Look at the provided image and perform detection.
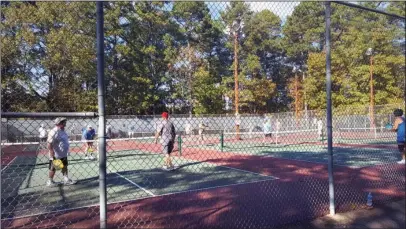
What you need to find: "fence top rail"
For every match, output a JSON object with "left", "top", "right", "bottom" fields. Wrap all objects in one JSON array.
[
  {"left": 333, "top": 1, "right": 406, "bottom": 20},
  {"left": 1, "top": 112, "right": 98, "bottom": 119}
]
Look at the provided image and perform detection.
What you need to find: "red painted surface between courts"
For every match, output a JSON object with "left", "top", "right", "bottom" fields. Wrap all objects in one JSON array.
[{"left": 1, "top": 141, "right": 404, "bottom": 228}]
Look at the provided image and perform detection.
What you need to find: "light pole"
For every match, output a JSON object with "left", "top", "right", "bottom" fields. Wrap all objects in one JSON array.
[
  {"left": 366, "top": 47, "right": 375, "bottom": 130},
  {"left": 302, "top": 70, "right": 308, "bottom": 128},
  {"left": 232, "top": 19, "right": 240, "bottom": 115},
  {"left": 232, "top": 19, "right": 241, "bottom": 139}
]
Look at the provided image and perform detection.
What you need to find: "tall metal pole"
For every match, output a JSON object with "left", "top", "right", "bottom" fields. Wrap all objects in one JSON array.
[
  {"left": 234, "top": 31, "right": 240, "bottom": 140},
  {"left": 234, "top": 33, "right": 239, "bottom": 115},
  {"left": 369, "top": 55, "right": 375, "bottom": 130},
  {"left": 96, "top": 2, "right": 107, "bottom": 228},
  {"left": 187, "top": 41, "right": 193, "bottom": 118},
  {"left": 303, "top": 72, "right": 308, "bottom": 128},
  {"left": 325, "top": 1, "right": 335, "bottom": 216},
  {"left": 294, "top": 72, "right": 299, "bottom": 121}
]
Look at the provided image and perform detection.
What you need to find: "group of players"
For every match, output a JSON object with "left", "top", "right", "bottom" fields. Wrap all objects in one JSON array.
[
  {"left": 39, "top": 124, "right": 97, "bottom": 160},
  {"left": 42, "top": 109, "right": 404, "bottom": 186}
]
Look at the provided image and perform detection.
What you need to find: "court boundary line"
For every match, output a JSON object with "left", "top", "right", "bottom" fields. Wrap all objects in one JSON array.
[
  {"left": 1, "top": 156, "right": 18, "bottom": 172},
  {"left": 216, "top": 165, "right": 272, "bottom": 177},
  {"left": 172, "top": 152, "right": 275, "bottom": 178},
  {"left": 214, "top": 146, "right": 345, "bottom": 167},
  {"left": 1, "top": 175, "right": 279, "bottom": 221},
  {"left": 261, "top": 155, "right": 360, "bottom": 168},
  {"left": 262, "top": 153, "right": 401, "bottom": 169},
  {"left": 105, "top": 149, "right": 275, "bottom": 178},
  {"left": 150, "top": 175, "right": 278, "bottom": 198},
  {"left": 348, "top": 161, "right": 403, "bottom": 169},
  {"left": 114, "top": 172, "right": 156, "bottom": 197}
]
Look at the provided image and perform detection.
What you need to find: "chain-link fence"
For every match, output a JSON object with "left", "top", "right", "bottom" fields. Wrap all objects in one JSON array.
[{"left": 1, "top": 1, "right": 405, "bottom": 229}]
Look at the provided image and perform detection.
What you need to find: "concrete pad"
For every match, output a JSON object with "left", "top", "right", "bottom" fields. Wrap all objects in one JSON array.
[{"left": 279, "top": 199, "right": 405, "bottom": 229}]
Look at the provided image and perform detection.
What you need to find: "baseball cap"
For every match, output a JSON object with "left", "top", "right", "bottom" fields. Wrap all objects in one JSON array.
[
  {"left": 162, "top": 112, "right": 169, "bottom": 118},
  {"left": 87, "top": 125, "right": 92, "bottom": 128},
  {"left": 54, "top": 117, "right": 67, "bottom": 125}
]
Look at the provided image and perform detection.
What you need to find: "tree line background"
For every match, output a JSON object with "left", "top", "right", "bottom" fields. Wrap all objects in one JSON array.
[{"left": 1, "top": 1, "right": 405, "bottom": 115}]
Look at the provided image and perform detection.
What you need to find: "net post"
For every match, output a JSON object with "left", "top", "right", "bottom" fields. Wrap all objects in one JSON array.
[
  {"left": 374, "top": 127, "right": 377, "bottom": 139},
  {"left": 337, "top": 128, "right": 341, "bottom": 144},
  {"left": 178, "top": 135, "right": 182, "bottom": 156},
  {"left": 322, "top": 129, "right": 325, "bottom": 144},
  {"left": 220, "top": 132, "right": 224, "bottom": 152},
  {"left": 275, "top": 130, "right": 278, "bottom": 145}
]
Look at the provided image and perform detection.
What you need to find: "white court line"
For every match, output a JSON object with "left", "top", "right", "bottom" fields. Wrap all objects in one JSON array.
[
  {"left": 240, "top": 147, "right": 396, "bottom": 169},
  {"left": 214, "top": 146, "right": 337, "bottom": 167},
  {"left": 114, "top": 172, "right": 156, "bottom": 197},
  {"left": 347, "top": 161, "right": 402, "bottom": 169},
  {"left": 150, "top": 176, "right": 278, "bottom": 198},
  {"left": 2, "top": 177, "right": 279, "bottom": 221},
  {"left": 262, "top": 154, "right": 351, "bottom": 167},
  {"left": 261, "top": 153, "right": 390, "bottom": 168},
  {"left": 171, "top": 154, "right": 275, "bottom": 178},
  {"left": 215, "top": 143, "right": 357, "bottom": 168},
  {"left": 171, "top": 152, "right": 274, "bottom": 177},
  {"left": 1, "top": 156, "right": 18, "bottom": 172},
  {"left": 215, "top": 165, "right": 271, "bottom": 177}
]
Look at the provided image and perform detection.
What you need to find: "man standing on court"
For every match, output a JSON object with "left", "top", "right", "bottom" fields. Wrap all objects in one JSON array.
[
  {"left": 83, "top": 125, "right": 96, "bottom": 160},
  {"left": 47, "top": 117, "right": 76, "bottom": 186},
  {"left": 317, "top": 119, "right": 324, "bottom": 141},
  {"left": 154, "top": 112, "right": 177, "bottom": 170},
  {"left": 263, "top": 119, "right": 273, "bottom": 144},
  {"left": 235, "top": 113, "right": 242, "bottom": 140},
  {"left": 198, "top": 122, "right": 207, "bottom": 141},
  {"left": 392, "top": 109, "right": 405, "bottom": 164},
  {"left": 106, "top": 124, "right": 112, "bottom": 139},
  {"left": 38, "top": 124, "right": 47, "bottom": 143},
  {"left": 128, "top": 125, "right": 135, "bottom": 138},
  {"left": 185, "top": 122, "right": 192, "bottom": 136}
]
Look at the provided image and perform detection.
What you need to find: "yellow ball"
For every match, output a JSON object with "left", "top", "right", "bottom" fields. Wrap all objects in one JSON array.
[{"left": 53, "top": 159, "right": 64, "bottom": 170}]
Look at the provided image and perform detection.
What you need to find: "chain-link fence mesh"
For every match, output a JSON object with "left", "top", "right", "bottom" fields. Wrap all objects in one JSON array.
[
  {"left": 326, "top": 2, "right": 406, "bottom": 217},
  {"left": 1, "top": 1, "right": 405, "bottom": 229}
]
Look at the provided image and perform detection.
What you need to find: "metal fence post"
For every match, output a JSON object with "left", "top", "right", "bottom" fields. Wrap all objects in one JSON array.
[
  {"left": 178, "top": 135, "right": 182, "bottom": 156},
  {"left": 97, "top": 2, "right": 107, "bottom": 228},
  {"left": 220, "top": 132, "right": 224, "bottom": 152},
  {"left": 325, "top": 1, "right": 336, "bottom": 216}
]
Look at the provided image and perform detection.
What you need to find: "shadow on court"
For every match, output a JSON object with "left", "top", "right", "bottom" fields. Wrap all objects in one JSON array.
[{"left": 1, "top": 153, "right": 275, "bottom": 220}]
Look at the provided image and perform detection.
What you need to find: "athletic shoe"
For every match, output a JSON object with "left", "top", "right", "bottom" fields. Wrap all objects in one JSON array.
[
  {"left": 64, "top": 179, "right": 77, "bottom": 185},
  {"left": 170, "top": 166, "right": 179, "bottom": 171},
  {"left": 397, "top": 159, "right": 405, "bottom": 164},
  {"left": 162, "top": 166, "right": 170, "bottom": 171},
  {"left": 89, "top": 155, "right": 95, "bottom": 160},
  {"left": 46, "top": 180, "right": 58, "bottom": 187},
  {"left": 84, "top": 155, "right": 89, "bottom": 160}
]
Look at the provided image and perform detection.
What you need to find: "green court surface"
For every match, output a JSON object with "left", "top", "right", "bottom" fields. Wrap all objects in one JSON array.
[
  {"left": 1, "top": 150, "right": 276, "bottom": 219},
  {"left": 185, "top": 140, "right": 400, "bottom": 168},
  {"left": 335, "top": 138, "right": 394, "bottom": 145},
  {"left": 182, "top": 131, "right": 396, "bottom": 150}
]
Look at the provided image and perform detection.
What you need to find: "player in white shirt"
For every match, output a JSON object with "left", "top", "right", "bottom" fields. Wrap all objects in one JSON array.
[{"left": 39, "top": 124, "right": 47, "bottom": 142}]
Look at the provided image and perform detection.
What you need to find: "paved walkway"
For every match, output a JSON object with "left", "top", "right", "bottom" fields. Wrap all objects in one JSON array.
[{"left": 280, "top": 199, "right": 405, "bottom": 229}]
